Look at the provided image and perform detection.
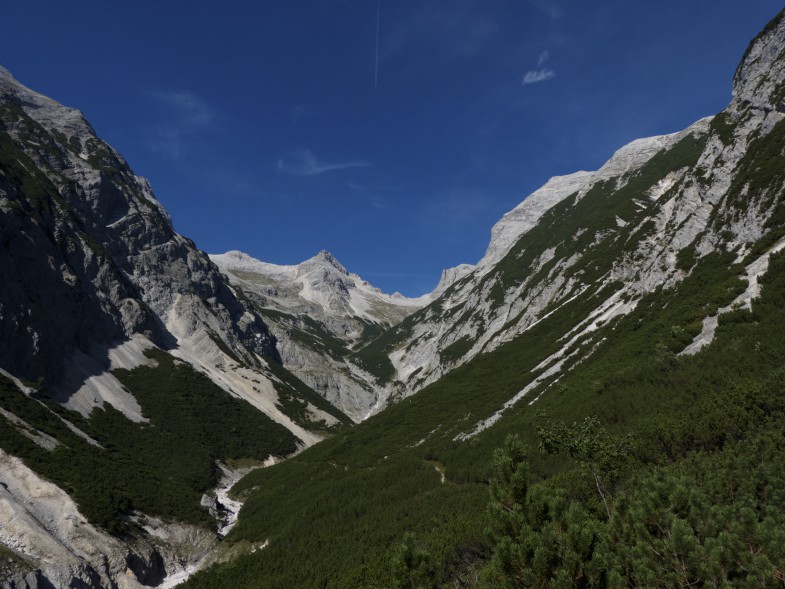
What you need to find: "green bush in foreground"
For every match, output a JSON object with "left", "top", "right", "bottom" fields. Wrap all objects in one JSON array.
[{"left": 483, "top": 412, "right": 785, "bottom": 587}]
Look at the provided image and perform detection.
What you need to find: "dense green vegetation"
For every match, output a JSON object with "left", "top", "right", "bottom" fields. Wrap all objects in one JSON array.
[
  {"left": 184, "top": 217, "right": 785, "bottom": 588},
  {"left": 481, "top": 413, "right": 785, "bottom": 587},
  {"left": 7, "top": 12, "right": 785, "bottom": 586},
  {"left": 0, "top": 348, "right": 298, "bottom": 531},
  {"left": 439, "top": 336, "right": 474, "bottom": 365},
  {"left": 181, "top": 84, "right": 785, "bottom": 583},
  {"left": 491, "top": 131, "right": 708, "bottom": 293},
  {"left": 350, "top": 313, "right": 419, "bottom": 383}
]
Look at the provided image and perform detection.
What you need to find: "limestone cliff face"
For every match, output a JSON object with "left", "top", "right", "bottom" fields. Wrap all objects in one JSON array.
[
  {"left": 0, "top": 67, "right": 334, "bottom": 589},
  {"left": 0, "top": 448, "right": 214, "bottom": 589},
  {"left": 733, "top": 9, "right": 785, "bottom": 111},
  {"left": 3, "top": 9, "right": 785, "bottom": 589},
  {"left": 0, "top": 66, "right": 278, "bottom": 407},
  {"left": 207, "top": 11, "right": 785, "bottom": 418}
]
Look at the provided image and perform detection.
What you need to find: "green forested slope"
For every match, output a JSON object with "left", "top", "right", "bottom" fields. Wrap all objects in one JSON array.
[{"left": 184, "top": 236, "right": 785, "bottom": 587}]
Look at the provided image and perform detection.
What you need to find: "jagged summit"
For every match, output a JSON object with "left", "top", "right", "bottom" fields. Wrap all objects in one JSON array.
[
  {"left": 312, "top": 249, "right": 347, "bottom": 271},
  {"left": 211, "top": 248, "right": 430, "bottom": 419},
  {"left": 6, "top": 8, "right": 785, "bottom": 588},
  {"left": 432, "top": 263, "right": 476, "bottom": 296},
  {"left": 361, "top": 98, "right": 753, "bottom": 402},
  {"left": 0, "top": 64, "right": 98, "bottom": 147},
  {"left": 477, "top": 118, "right": 714, "bottom": 273},
  {"left": 211, "top": 249, "right": 427, "bottom": 319},
  {"left": 733, "top": 8, "right": 785, "bottom": 108},
  {"left": 297, "top": 249, "right": 351, "bottom": 280},
  {"left": 215, "top": 249, "right": 353, "bottom": 281},
  {"left": 0, "top": 64, "right": 15, "bottom": 83}
]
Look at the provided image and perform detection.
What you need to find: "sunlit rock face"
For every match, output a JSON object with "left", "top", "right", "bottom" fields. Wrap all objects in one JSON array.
[
  {"left": 0, "top": 65, "right": 278, "bottom": 413},
  {"left": 211, "top": 249, "right": 429, "bottom": 420},
  {"left": 366, "top": 13, "right": 785, "bottom": 408}
]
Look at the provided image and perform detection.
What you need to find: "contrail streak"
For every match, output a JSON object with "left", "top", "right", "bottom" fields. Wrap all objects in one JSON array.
[{"left": 375, "top": 0, "right": 380, "bottom": 88}]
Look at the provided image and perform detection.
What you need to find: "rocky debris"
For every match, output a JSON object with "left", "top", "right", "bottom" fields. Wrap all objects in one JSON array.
[
  {"left": 0, "top": 64, "right": 336, "bottom": 588},
  {"left": 4, "top": 10, "right": 785, "bottom": 587},
  {"left": 0, "top": 445, "right": 234, "bottom": 589},
  {"left": 0, "top": 448, "right": 216, "bottom": 589},
  {"left": 270, "top": 333, "right": 378, "bottom": 422}
]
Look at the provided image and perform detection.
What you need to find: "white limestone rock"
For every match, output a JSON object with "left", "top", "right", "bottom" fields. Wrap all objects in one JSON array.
[{"left": 211, "top": 249, "right": 427, "bottom": 419}]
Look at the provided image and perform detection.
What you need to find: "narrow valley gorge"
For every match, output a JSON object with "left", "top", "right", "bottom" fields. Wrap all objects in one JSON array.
[{"left": 3, "top": 6, "right": 785, "bottom": 588}]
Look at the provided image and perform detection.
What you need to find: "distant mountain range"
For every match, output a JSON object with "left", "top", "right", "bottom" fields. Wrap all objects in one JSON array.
[{"left": 210, "top": 249, "right": 429, "bottom": 420}]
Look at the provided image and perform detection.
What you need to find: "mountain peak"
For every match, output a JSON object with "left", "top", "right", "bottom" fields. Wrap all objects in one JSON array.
[
  {"left": 733, "top": 8, "right": 785, "bottom": 109},
  {"left": 313, "top": 250, "right": 346, "bottom": 272},
  {"left": 0, "top": 65, "right": 95, "bottom": 148},
  {"left": 433, "top": 264, "right": 476, "bottom": 297},
  {"left": 297, "top": 250, "right": 349, "bottom": 276},
  {"left": 479, "top": 171, "right": 594, "bottom": 270},
  {"left": 0, "top": 64, "right": 15, "bottom": 84}
]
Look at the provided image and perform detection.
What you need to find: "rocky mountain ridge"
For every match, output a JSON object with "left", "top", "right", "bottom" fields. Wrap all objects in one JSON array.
[
  {"left": 211, "top": 5, "right": 785, "bottom": 419},
  {"left": 0, "top": 64, "right": 345, "bottom": 438},
  {"left": 210, "top": 249, "right": 429, "bottom": 420},
  {"left": 0, "top": 65, "right": 347, "bottom": 588},
  {"left": 347, "top": 9, "right": 785, "bottom": 412},
  {"left": 211, "top": 249, "right": 427, "bottom": 329}
]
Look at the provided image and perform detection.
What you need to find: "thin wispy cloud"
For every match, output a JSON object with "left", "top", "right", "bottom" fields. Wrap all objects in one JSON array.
[
  {"left": 146, "top": 90, "right": 214, "bottom": 158},
  {"left": 154, "top": 91, "right": 212, "bottom": 125},
  {"left": 522, "top": 49, "right": 556, "bottom": 86},
  {"left": 420, "top": 189, "right": 490, "bottom": 233},
  {"left": 276, "top": 148, "right": 369, "bottom": 176},
  {"left": 522, "top": 68, "right": 556, "bottom": 85}
]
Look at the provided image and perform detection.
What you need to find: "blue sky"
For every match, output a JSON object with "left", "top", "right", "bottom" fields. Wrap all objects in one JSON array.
[{"left": 1, "top": 1, "right": 781, "bottom": 295}]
